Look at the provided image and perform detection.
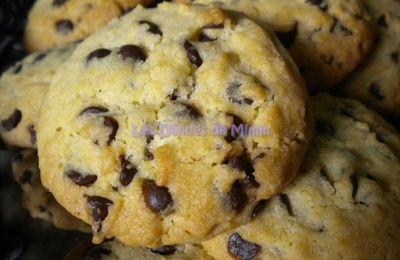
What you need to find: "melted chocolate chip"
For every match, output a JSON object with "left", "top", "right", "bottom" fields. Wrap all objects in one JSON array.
[
  {"left": 86, "top": 49, "right": 111, "bottom": 63},
  {"left": 52, "top": 0, "right": 68, "bottom": 7},
  {"left": 225, "top": 114, "right": 245, "bottom": 142},
  {"left": 369, "top": 83, "right": 385, "bottom": 100},
  {"left": 199, "top": 33, "right": 216, "bottom": 42},
  {"left": 224, "top": 154, "right": 259, "bottom": 188},
  {"left": 184, "top": 41, "right": 202, "bottom": 67},
  {"left": 251, "top": 200, "right": 268, "bottom": 219},
  {"left": 118, "top": 44, "right": 147, "bottom": 62},
  {"left": 19, "top": 170, "right": 32, "bottom": 184},
  {"left": 203, "top": 23, "right": 224, "bottom": 29},
  {"left": 87, "top": 196, "right": 113, "bottom": 222},
  {"left": 315, "top": 120, "right": 335, "bottom": 136},
  {"left": 144, "top": 148, "right": 154, "bottom": 160},
  {"left": 276, "top": 23, "right": 298, "bottom": 48},
  {"left": 66, "top": 170, "right": 97, "bottom": 186},
  {"left": 119, "top": 156, "right": 137, "bottom": 186},
  {"left": 279, "top": 194, "right": 294, "bottom": 216},
  {"left": 79, "top": 106, "right": 109, "bottom": 115},
  {"left": 139, "top": 21, "right": 163, "bottom": 36},
  {"left": 391, "top": 52, "right": 398, "bottom": 64},
  {"left": 86, "top": 246, "right": 111, "bottom": 259},
  {"left": 151, "top": 245, "right": 177, "bottom": 255},
  {"left": 227, "top": 232, "right": 261, "bottom": 260},
  {"left": 306, "top": 0, "right": 322, "bottom": 5},
  {"left": 378, "top": 15, "right": 388, "bottom": 28},
  {"left": 1, "top": 109, "right": 22, "bottom": 131},
  {"left": 29, "top": 125, "right": 36, "bottom": 145},
  {"left": 103, "top": 116, "right": 119, "bottom": 145},
  {"left": 227, "top": 180, "right": 248, "bottom": 213},
  {"left": 56, "top": 20, "right": 74, "bottom": 35},
  {"left": 142, "top": 180, "right": 172, "bottom": 214}
]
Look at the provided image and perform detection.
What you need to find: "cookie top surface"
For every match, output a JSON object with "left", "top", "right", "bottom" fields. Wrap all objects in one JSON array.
[
  {"left": 0, "top": 44, "right": 76, "bottom": 149},
  {"left": 12, "top": 149, "right": 90, "bottom": 233},
  {"left": 202, "top": 94, "right": 400, "bottom": 260},
  {"left": 339, "top": 0, "right": 400, "bottom": 120},
  {"left": 24, "top": 0, "right": 153, "bottom": 52},
  {"left": 186, "top": 0, "right": 374, "bottom": 90},
  {"left": 37, "top": 2, "right": 311, "bottom": 247}
]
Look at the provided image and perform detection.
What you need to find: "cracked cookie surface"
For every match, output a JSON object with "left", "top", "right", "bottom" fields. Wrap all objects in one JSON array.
[
  {"left": 183, "top": 0, "right": 374, "bottom": 90},
  {"left": 202, "top": 94, "right": 400, "bottom": 260},
  {"left": 24, "top": 0, "right": 153, "bottom": 52},
  {"left": 37, "top": 2, "right": 311, "bottom": 247}
]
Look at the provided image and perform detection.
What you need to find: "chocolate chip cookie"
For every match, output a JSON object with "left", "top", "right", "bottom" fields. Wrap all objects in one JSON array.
[
  {"left": 338, "top": 0, "right": 400, "bottom": 120},
  {"left": 24, "top": 0, "right": 153, "bottom": 52},
  {"left": 12, "top": 149, "right": 90, "bottom": 233},
  {"left": 202, "top": 94, "right": 400, "bottom": 260},
  {"left": 0, "top": 43, "right": 76, "bottom": 149},
  {"left": 37, "top": 2, "right": 312, "bottom": 247},
  {"left": 182, "top": 0, "right": 374, "bottom": 90}
]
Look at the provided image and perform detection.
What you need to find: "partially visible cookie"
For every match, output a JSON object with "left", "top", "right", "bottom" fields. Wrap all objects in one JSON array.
[
  {"left": 338, "top": 0, "right": 400, "bottom": 120},
  {"left": 24, "top": 0, "right": 154, "bottom": 52},
  {"left": 12, "top": 149, "right": 90, "bottom": 233},
  {"left": 37, "top": 2, "right": 312, "bottom": 247},
  {"left": 0, "top": 43, "right": 76, "bottom": 149},
  {"left": 183, "top": 0, "right": 374, "bottom": 90},
  {"left": 202, "top": 94, "right": 400, "bottom": 259}
]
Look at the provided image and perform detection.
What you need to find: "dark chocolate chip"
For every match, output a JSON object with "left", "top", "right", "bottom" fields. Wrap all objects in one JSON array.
[
  {"left": 176, "top": 103, "right": 202, "bottom": 119},
  {"left": 251, "top": 199, "right": 268, "bottom": 219},
  {"left": 118, "top": 44, "right": 147, "bottom": 62},
  {"left": 151, "top": 245, "right": 177, "bottom": 255},
  {"left": 19, "top": 170, "right": 32, "bottom": 184},
  {"left": 243, "top": 98, "right": 254, "bottom": 105},
  {"left": 203, "top": 23, "right": 224, "bottom": 29},
  {"left": 225, "top": 114, "right": 244, "bottom": 142},
  {"left": 279, "top": 194, "right": 294, "bottom": 216},
  {"left": 86, "top": 49, "right": 111, "bottom": 63},
  {"left": 315, "top": 120, "right": 335, "bottom": 136},
  {"left": 33, "top": 53, "right": 47, "bottom": 64},
  {"left": 139, "top": 21, "right": 163, "bottom": 36},
  {"left": 103, "top": 116, "right": 119, "bottom": 145},
  {"left": 142, "top": 180, "right": 172, "bottom": 214},
  {"left": 377, "top": 15, "right": 388, "bottom": 28},
  {"left": 86, "top": 246, "right": 111, "bottom": 259},
  {"left": 119, "top": 156, "right": 137, "bottom": 186},
  {"left": 79, "top": 106, "right": 109, "bottom": 115},
  {"left": 350, "top": 175, "right": 359, "bottom": 199},
  {"left": 52, "top": 0, "right": 68, "bottom": 7},
  {"left": 391, "top": 52, "right": 398, "bottom": 64},
  {"left": 1, "top": 109, "right": 22, "bottom": 131},
  {"left": 227, "top": 232, "right": 261, "bottom": 260},
  {"left": 39, "top": 205, "right": 46, "bottom": 212},
  {"left": 28, "top": 125, "right": 36, "bottom": 145},
  {"left": 199, "top": 33, "right": 216, "bottom": 42},
  {"left": 56, "top": 20, "right": 74, "bottom": 35},
  {"left": 145, "top": 133, "right": 154, "bottom": 143},
  {"left": 87, "top": 196, "right": 113, "bottom": 222},
  {"left": 184, "top": 41, "right": 202, "bottom": 67},
  {"left": 306, "top": 0, "right": 322, "bottom": 5},
  {"left": 144, "top": 148, "right": 154, "bottom": 160},
  {"left": 66, "top": 170, "right": 97, "bottom": 186},
  {"left": 14, "top": 64, "right": 22, "bottom": 74},
  {"left": 227, "top": 180, "right": 248, "bottom": 213},
  {"left": 223, "top": 154, "right": 259, "bottom": 188},
  {"left": 369, "top": 83, "right": 385, "bottom": 100},
  {"left": 276, "top": 23, "right": 298, "bottom": 48}
]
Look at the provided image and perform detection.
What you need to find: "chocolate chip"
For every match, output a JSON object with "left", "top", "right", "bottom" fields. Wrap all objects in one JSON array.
[
  {"left": 118, "top": 44, "right": 147, "bottom": 62},
  {"left": 33, "top": 53, "right": 47, "bottom": 64},
  {"left": 142, "top": 180, "right": 172, "bottom": 214},
  {"left": 176, "top": 103, "right": 202, "bottom": 119},
  {"left": 1, "top": 109, "right": 22, "bottom": 131},
  {"left": 306, "top": 0, "right": 322, "bottom": 5},
  {"left": 103, "top": 116, "right": 119, "bottom": 145},
  {"left": 19, "top": 170, "right": 32, "bottom": 184},
  {"left": 144, "top": 148, "right": 154, "bottom": 160},
  {"left": 66, "top": 170, "right": 97, "bottom": 186},
  {"left": 119, "top": 156, "right": 137, "bottom": 186},
  {"left": 28, "top": 125, "right": 36, "bottom": 145},
  {"left": 315, "top": 120, "right": 335, "bottom": 136},
  {"left": 378, "top": 15, "right": 388, "bottom": 28},
  {"left": 79, "top": 106, "right": 109, "bottom": 115},
  {"left": 223, "top": 154, "right": 259, "bottom": 188},
  {"left": 369, "top": 83, "right": 385, "bottom": 100},
  {"left": 184, "top": 41, "right": 202, "bottom": 67},
  {"left": 243, "top": 98, "right": 253, "bottom": 105},
  {"left": 279, "top": 194, "right": 294, "bottom": 216},
  {"left": 199, "top": 33, "right": 216, "bottom": 42},
  {"left": 87, "top": 196, "right": 113, "bottom": 222},
  {"left": 227, "top": 180, "right": 248, "bottom": 213},
  {"left": 14, "top": 64, "right": 22, "bottom": 74},
  {"left": 251, "top": 200, "right": 268, "bottom": 219},
  {"left": 350, "top": 175, "right": 359, "bottom": 199},
  {"left": 56, "top": 20, "right": 74, "bottom": 35},
  {"left": 203, "top": 23, "right": 224, "bottom": 29},
  {"left": 86, "top": 49, "right": 111, "bottom": 63},
  {"left": 227, "top": 232, "right": 261, "bottom": 260},
  {"left": 151, "top": 245, "right": 177, "bottom": 255},
  {"left": 225, "top": 114, "right": 244, "bottom": 142},
  {"left": 391, "top": 52, "right": 398, "bottom": 64},
  {"left": 139, "top": 21, "right": 163, "bottom": 36},
  {"left": 52, "top": 0, "right": 68, "bottom": 7},
  {"left": 276, "top": 23, "right": 298, "bottom": 48},
  {"left": 86, "top": 246, "right": 111, "bottom": 259}
]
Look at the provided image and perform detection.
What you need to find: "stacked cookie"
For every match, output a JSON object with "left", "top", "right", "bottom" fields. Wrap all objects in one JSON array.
[{"left": 0, "top": 0, "right": 399, "bottom": 259}]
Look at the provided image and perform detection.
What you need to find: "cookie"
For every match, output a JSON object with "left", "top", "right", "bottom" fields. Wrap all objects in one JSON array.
[
  {"left": 37, "top": 2, "right": 312, "bottom": 247},
  {"left": 12, "top": 149, "right": 90, "bottom": 233},
  {"left": 24, "top": 0, "right": 154, "bottom": 52},
  {"left": 338, "top": 0, "right": 400, "bottom": 120},
  {"left": 0, "top": 43, "right": 76, "bottom": 149},
  {"left": 181, "top": 0, "right": 374, "bottom": 90},
  {"left": 202, "top": 94, "right": 400, "bottom": 260},
  {"left": 64, "top": 239, "right": 213, "bottom": 260}
]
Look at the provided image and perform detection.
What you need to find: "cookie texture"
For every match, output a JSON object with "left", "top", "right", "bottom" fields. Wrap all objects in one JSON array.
[
  {"left": 338, "top": 0, "right": 400, "bottom": 120},
  {"left": 202, "top": 94, "right": 400, "bottom": 260},
  {"left": 0, "top": 44, "right": 76, "bottom": 149},
  {"left": 37, "top": 2, "right": 311, "bottom": 247},
  {"left": 183, "top": 0, "right": 374, "bottom": 90},
  {"left": 12, "top": 149, "right": 90, "bottom": 233},
  {"left": 24, "top": 0, "right": 153, "bottom": 52}
]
